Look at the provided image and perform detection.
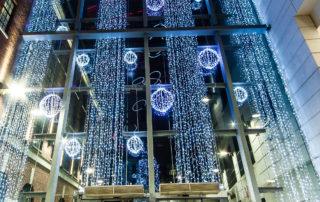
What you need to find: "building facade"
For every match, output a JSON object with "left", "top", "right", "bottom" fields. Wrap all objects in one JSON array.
[{"left": 0, "top": 0, "right": 320, "bottom": 202}]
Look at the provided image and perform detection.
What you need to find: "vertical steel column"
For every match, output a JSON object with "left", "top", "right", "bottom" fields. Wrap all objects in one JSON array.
[
  {"left": 216, "top": 33, "right": 261, "bottom": 201},
  {"left": 204, "top": 0, "right": 261, "bottom": 201},
  {"left": 45, "top": 1, "right": 84, "bottom": 201},
  {"left": 144, "top": 34, "right": 156, "bottom": 199},
  {"left": 205, "top": 0, "right": 218, "bottom": 25},
  {"left": 142, "top": 0, "right": 148, "bottom": 27},
  {"left": 45, "top": 36, "right": 78, "bottom": 202},
  {"left": 75, "top": 0, "right": 85, "bottom": 30}
]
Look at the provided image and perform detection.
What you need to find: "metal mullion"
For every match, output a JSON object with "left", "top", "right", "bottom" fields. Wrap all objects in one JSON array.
[{"left": 216, "top": 32, "right": 261, "bottom": 202}]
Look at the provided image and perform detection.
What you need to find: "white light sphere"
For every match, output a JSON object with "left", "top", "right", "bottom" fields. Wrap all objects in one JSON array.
[
  {"left": 146, "top": 0, "right": 165, "bottom": 11},
  {"left": 151, "top": 88, "right": 174, "bottom": 114},
  {"left": 64, "top": 138, "right": 81, "bottom": 158},
  {"left": 124, "top": 51, "right": 138, "bottom": 65},
  {"left": 192, "top": 1, "right": 202, "bottom": 10},
  {"left": 39, "top": 94, "right": 62, "bottom": 118},
  {"left": 198, "top": 48, "right": 220, "bottom": 70},
  {"left": 56, "top": 25, "right": 68, "bottom": 32},
  {"left": 127, "top": 135, "right": 143, "bottom": 155},
  {"left": 234, "top": 87, "right": 248, "bottom": 103},
  {"left": 76, "top": 54, "right": 90, "bottom": 67}
]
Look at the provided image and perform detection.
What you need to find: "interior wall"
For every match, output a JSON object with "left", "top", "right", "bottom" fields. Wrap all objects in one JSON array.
[{"left": 252, "top": 0, "right": 320, "bottom": 177}]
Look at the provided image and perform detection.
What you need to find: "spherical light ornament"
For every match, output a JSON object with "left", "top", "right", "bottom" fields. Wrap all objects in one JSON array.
[
  {"left": 56, "top": 25, "right": 68, "bottom": 32},
  {"left": 124, "top": 51, "right": 138, "bottom": 65},
  {"left": 146, "top": 0, "right": 165, "bottom": 11},
  {"left": 127, "top": 135, "right": 143, "bottom": 156},
  {"left": 198, "top": 48, "right": 220, "bottom": 70},
  {"left": 192, "top": 1, "right": 202, "bottom": 10},
  {"left": 234, "top": 87, "right": 248, "bottom": 103},
  {"left": 126, "top": 62, "right": 138, "bottom": 71},
  {"left": 64, "top": 138, "right": 81, "bottom": 158},
  {"left": 39, "top": 94, "right": 62, "bottom": 118},
  {"left": 151, "top": 88, "right": 174, "bottom": 115},
  {"left": 76, "top": 54, "right": 90, "bottom": 67}
]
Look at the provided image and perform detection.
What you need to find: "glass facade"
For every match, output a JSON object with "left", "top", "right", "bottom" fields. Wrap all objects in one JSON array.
[{"left": 0, "top": 0, "right": 319, "bottom": 201}]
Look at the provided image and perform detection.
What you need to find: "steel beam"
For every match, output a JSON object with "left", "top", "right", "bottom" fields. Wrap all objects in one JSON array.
[
  {"left": 144, "top": 34, "right": 156, "bottom": 199},
  {"left": 31, "top": 129, "right": 266, "bottom": 140},
  {"left": 22, "top": 25, "right": 268, "bottom": 41},
  {"left": 216, "top": 32, "right": 261, "bottom": 202},
  {"left": 45, "top": 37, "right": 78, "bottom": 202}
]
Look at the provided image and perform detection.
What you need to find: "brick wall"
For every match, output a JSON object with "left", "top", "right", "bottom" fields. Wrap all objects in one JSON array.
[
  {"left": 0, "top": 0, "right": 33, "bottom": 83},
  {"left": 21, "top": 159, "right": 77, "bottom": 202}
]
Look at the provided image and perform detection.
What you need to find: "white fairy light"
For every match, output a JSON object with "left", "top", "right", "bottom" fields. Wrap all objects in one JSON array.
[
  {"left": 81, "top": 0, "right": 127, "bottom": 186},
  {"left": 233, "top": 86, "right": 248, "bottom": 103},
  {"left": 151, "top": 88, "right": 174, "bottom": 115},
  {"left": 56, "top": 25, "right": 68, "bottom": 32},
  {"left": 127, "top": 136, "right": 143, "bottom": 156},
  {"left": 39, "top": 94, "right": 62, "bottom": 118},
  {"left": 76, "top": 53, "right": 90, "bottom": 67},
  {"left": 146, "top": 0, "right": 165, "bottom": 11},
  {"left": 218, "top": 0, "right": 319, "bottom": 199},
  {"left": 198, "top": 48, "right": 220, "bottom": 70},
  {"left": 124, "top": 51, "right": 137, "bottom": 65},
  {"left": 164, "top": 0, "right": 221, "bottom": 183},
  {"left": 0, "top": 0, "right": 58, "bottom": 198},
  {"left": 64, "top": 138, "right": 81, "bottom": 158}
]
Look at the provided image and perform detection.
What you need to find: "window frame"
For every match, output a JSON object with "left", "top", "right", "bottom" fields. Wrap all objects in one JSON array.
[{"left": 0, "top": 0, "right": 15, "bottom": 38}]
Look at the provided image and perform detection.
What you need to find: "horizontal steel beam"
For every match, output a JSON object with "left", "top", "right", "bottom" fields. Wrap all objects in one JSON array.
[
  {"left": 22, "top": 25, "right": 268, "bottom": 41},
  {"left": 30, "top": 129, "right": 266, "bottom": 140},
  {"left": 258, "top": 187, "right": 283, "bottom": 193},
  {"left": 0, "top": 83, "right": 228, "bottom": 95},
  {"left": 21, "top": 192, "right": 46, "bottom": 199},
  {"left": 52, "top": 46, "right": 240, "bottom": 55}
]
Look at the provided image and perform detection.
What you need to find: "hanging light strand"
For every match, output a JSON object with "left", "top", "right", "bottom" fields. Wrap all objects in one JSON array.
[
  {"left": 81, "top": 0, "right": 127, "bottom": 186},
  {"left": 0, "top": 0, "right": 58, "bottom": 199},
  {"left": 217, "top": 0, "right": 318, "bottom": 200},
  {"left": 164, "top": 0, "right": 221, "bottom": 183}
]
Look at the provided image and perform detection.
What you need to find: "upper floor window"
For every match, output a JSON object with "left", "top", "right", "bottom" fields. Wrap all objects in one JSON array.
[{"left": 0, "top": 0, "right": 14, "bottom": 33}]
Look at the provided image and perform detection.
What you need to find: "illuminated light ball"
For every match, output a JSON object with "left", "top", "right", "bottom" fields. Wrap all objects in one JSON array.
[
  {"left": 126, "top": 62, "right": 138, "bottom": 71},
  {"left": 198, "top": 48, "right": 220, "bottom": 70},
  {"left": 124, "top": 51, "right": 138, "bottom": 65},
  {"left": 192, "top": 2, "right": 202, "bottom": 10},
  {"left": 146, "top": 0, "right": 165, "bottom": 11},
  {"left": 151, "top": 88, "right": 174, "bottom": 114},
  {"left": 56, "top": 25, "right": 68, "bottom": 32},
  {"left": 127, "top": 135, "right": 143, "bottom": 155},
  {"left": 234, "top": 87, "right": 248, "bottom": 103},
  {"left": 39, "top": 94, "right": 62, "bottom": 118},
  {"left": 64, "top": 138, "right": 81, "bottom": 158},
  {"left": 76, "top": 53, "right": 90, "bottom": 67}
]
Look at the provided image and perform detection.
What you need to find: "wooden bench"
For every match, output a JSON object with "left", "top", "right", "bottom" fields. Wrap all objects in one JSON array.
[{"left": 160, "top": 183, "right": 220, "bottom": 195}]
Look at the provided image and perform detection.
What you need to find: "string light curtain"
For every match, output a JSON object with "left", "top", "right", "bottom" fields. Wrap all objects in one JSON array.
[
  {"left": 164, "top": 0, "right": 220, "bottom": 183},
  {"left": 218, "top": 0, "right": 319, "bottom": 200},
  {"left": 0, "top": 0, "right": 57, "bottom": 198},
  {"left": 81, "top": 0, "right": 127, "bottom": 186}
]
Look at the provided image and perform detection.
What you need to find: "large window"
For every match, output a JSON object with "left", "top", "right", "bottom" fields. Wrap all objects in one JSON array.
[{"left": 0, "top": 0, "right": 14, "bottom": 33}]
